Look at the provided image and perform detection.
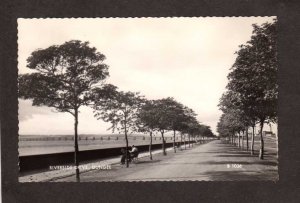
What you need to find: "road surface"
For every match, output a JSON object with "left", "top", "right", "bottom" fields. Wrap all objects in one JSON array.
[{"left": 55, "top": 139, "right": 278, "bottom": 182}]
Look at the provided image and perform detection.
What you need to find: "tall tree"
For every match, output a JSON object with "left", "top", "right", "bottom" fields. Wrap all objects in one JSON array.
[
  {"left": 149, "top": 98, "right": 172, "bottom": 155},
  {"left": 186, "top": 119, "right": 201, "bottom": 147},
  {"left": 162, "top": 98, "right": 185, "bottom": 153},
  {"left": 218, "top": 90, "right": 252, "bottom": 150},
  {"left": 227, "top": 20, "right": 278, "bottom": 159},
  {"left": 217, "top": 107, "right": 244, "bottom": 146},
  {"left": 93, "top": 90, "right": 144, "bottom": 167},
  {"left": 199, "top": 125, "right": 215, "bottom": 138},
  {"left": 217, "top": 114, "right": 231, "bottom": 141},
  {"left": 136, "top": 99, "right": 158, "bottom": 160},
  {"left": 146, "top": 98, "right": 182, "bottom": 155},
  {"left": 18, "top": 40, "right": 109, "bottom": 182},
  {"left": 178, "top": 107, "right": 199, "bottom": 148}
]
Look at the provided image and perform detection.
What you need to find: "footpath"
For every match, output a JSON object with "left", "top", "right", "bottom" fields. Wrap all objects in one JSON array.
[
  {"left": 55, "top": 139, "right": 278, "bottom": 182},
  {"left": 19, "top": 144, "right": 191, "bottom": 182}
]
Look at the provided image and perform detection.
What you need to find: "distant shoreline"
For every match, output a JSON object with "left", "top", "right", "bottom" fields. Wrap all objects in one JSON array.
[{"left": 19, "top": 133, "right": 176, "bottom": 138}]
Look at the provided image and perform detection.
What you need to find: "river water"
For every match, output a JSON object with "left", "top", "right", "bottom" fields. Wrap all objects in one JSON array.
[{"left": 19, "top": 135, "right": 184, "bottom": 156}]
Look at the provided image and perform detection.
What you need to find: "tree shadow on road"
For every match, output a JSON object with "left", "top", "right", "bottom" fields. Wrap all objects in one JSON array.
[
  {"left": 216, "top": 154, "right": 255, "bottom": 158},
  {"left": 200, "top": 170, "right": 278, "bottom": 181},
  {"left": 134, "top": 160, "right": 161, "bottom": 165},
  {"left": 198, "top": 160, "right": 278, "bottom": 166}
]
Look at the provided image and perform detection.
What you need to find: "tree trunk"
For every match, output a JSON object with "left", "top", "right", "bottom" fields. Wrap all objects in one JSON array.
[
  {"left": 242, "top": 131, "right": 244, "bottom": 149},
  {"left": 149, "top": 131, "right": 153, "bottom": 160},
  {"left": 251, "top": 126, "right": 255, "bottom": 155},
  {"left": 173, "top": 130, "right": 176, "bottom": 153},
  {"left": 235, "top": 134, "right": 237, "bottom": 146},
  {"left": 246, "top": 128, "right": 249, "bottom": 151},
  {"left": 180, "top": 133, "right": 183, "bottom": 150},
  {"left": 275, "top": 129, "right": 278, "bottom": 160},
  {"left": 188, "top": 134, "right": 190, "bottom": 148},
  {"left": 238, "top": 132, "right": 241, "bottom": 148},
  {"left": 184, "top": 135, "right": 186, "bottom": 150},
  {"left": 233, "top": 134, "right": 235, "bottom": 145},
  {"left": 74, "top": 108, "right": 80, "bottom": 182},
  {"left": 125, "top": 119, "right": 129, "bottom": 167},
  {"left": 259, "top": 120, "right": 265, "bottom": 160},
  {"left": 233, "top": 134, "right": 236, "bottom": 146},
  {"left": 161, "top": 130, "right": 166, "bottom": 155}
]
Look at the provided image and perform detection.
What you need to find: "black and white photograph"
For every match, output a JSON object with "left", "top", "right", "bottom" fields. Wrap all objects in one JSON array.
[{"left": 17, "top": 17, "right": 278, "bottom": 182}]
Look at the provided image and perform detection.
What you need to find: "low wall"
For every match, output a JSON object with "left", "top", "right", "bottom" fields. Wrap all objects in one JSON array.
[{"left": 19, "top": 140, "right": 199, "bottom": 173}]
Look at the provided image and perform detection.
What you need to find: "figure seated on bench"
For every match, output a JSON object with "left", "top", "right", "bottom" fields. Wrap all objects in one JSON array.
[{"left": 130, "top": 145, "right": 139, "bottom": 162}]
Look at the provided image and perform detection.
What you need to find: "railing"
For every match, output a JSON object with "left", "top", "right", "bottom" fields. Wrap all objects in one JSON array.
[{"left": 19, "top": 136, "right": 184, "bottom": 142}]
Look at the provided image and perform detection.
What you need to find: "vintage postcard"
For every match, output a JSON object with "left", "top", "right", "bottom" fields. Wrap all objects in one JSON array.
[{"left": 17, "top": 17, "right": 278, "bottom": 182}]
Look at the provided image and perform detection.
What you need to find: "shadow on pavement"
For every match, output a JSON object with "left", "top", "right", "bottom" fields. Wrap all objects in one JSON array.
[
  {"left": 197, "top": 161, "right": 278, "bottom": 166},
  {"left": 134, "top": 160, "right": 161, "bottom": 164},
  {"left": 201, "top": 170, "right": 278, "bottom": 181},
  {"left": 216, "top": 153, "right": 277, "bottom": 159},
  {"left": 200, "top": 151, "right": 257, "bottom": 155},
  {"left": 216, "top": 154, "right": 255, "bottom": 158}
]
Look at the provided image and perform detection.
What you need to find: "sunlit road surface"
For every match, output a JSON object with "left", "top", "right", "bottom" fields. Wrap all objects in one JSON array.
[{"left": 55, "top": 139, "right": 278, "bottom": 182}]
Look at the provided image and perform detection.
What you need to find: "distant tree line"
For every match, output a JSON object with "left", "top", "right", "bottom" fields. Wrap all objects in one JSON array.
[
  {"left": 18, "top": 40, "right": 215, "bottom": 181},
  {"left": 217, "top": 19, "right": 278, "bottom": 160}
]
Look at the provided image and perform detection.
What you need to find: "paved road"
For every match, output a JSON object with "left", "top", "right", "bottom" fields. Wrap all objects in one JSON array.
[{"left": 55, "top": 139, "right": 278, "bottom": 182}]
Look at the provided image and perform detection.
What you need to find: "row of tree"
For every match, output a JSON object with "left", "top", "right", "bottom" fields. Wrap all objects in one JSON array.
[
  {"left": 217, "top": 19, "right": 278, "bottom": 159},
  {"left": 93, "top": 91, "right": 214, "bottom": 165},
  {"left": 18, "top": 40, "right": 214, "bottom": 182}
]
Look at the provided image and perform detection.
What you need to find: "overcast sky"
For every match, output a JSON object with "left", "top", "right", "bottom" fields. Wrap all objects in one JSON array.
[{"left": 18, "top": 17, "right": 275, "bottom": 135}]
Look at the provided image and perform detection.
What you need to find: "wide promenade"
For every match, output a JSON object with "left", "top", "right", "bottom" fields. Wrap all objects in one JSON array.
[{"left": 56, "top": 137, "right": 278, "bottom": 182}]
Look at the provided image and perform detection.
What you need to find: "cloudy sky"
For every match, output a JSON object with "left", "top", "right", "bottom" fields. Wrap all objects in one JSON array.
[{"left": 18, "top": 17, "right": 275, "bottom": 135}]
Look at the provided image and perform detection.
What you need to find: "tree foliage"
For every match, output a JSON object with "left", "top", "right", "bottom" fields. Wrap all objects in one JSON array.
[
  {"left": 19, "top": 40, "right": 109, "bottom": 114},
  {"left": 136, "top": 99, "right": 158, "bottom": 133},
  {"left": 93, "top": 89, "right": 144, "bottom": 167},
  {"left": 217, "top": 19, "right": 278, "bottom": 159},
  {"left": 227, "top": 20, "right": 278, "bottom": 123},
  {"left": 18, "top": 40, "right": 110, "bottom": 181},
  {"left": 93, "top": 90, "right": 144, "bottom": 134}
]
